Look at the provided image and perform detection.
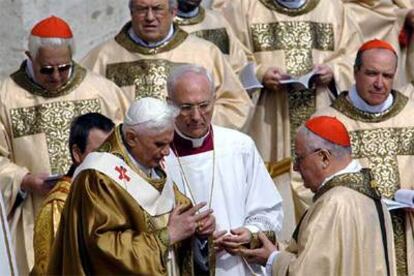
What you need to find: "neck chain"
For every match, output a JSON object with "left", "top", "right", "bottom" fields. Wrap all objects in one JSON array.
[{"left": 171, "top": 136, "right": 215, "bottom": 211}]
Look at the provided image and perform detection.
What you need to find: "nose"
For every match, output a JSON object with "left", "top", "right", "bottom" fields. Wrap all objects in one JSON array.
[
  {"left": 145, "top": 7, "right": 155, "bottom": 21},
  {"left": 373, "top": 74, "right": 384, "bottom": 89},
  {"left": 190, "top": 106, "right": 202, "bottom": 120},
  {"left": 50, "top": 68, "right": 61, "bottom": 81},
  {"left": 161, "top": 145, "right": 170, "bottom": 157}
]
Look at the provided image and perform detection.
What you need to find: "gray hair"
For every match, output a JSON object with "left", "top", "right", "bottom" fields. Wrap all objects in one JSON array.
[
  {"left": 122, "top": 97, "right": 179, "bottom": 136},
  {"left": 28, "top": 36, "right": 75, "bottom": 58},
  {"left": 297, "top": 125, "right": 352, "bottom": 159},
  {"left": 129, "top": 0, "right": 178, "bottom": 11},
  {"left": 167, "top": 64, "right": 215, "bottom": 98}
]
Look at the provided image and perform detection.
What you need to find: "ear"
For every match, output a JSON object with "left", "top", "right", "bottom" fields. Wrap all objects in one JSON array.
[
  {"left": 320, "top": 149, "right": 331, "bottom": 169},
  {"left": 124, "top": 129, "right": 138, "bottom": 148},
  {"left": 72, "top": 144, "right": 83, "bottom": 165}
]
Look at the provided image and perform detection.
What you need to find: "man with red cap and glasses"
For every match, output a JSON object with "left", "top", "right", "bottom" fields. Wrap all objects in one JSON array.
[
  {"left": 0, "top": 16, "right": 128, "bottom": 274},
  {"left": 311, "top": 39, "right": 414, "bottom": 275},
  {"left": 238, "top": 116, "right": 396, "bottom": 276}
]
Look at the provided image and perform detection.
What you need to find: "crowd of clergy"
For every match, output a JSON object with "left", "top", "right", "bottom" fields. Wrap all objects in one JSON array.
[{"left": 0, "top": 0, "right": 413, "bottom": 275}]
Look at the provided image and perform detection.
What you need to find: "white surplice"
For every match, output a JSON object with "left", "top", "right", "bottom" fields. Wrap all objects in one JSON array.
[{"left": 165, "top": 125, "right": 284, "bottom": 276}]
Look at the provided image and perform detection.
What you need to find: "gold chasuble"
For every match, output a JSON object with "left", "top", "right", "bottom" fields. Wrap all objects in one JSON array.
[
  {"left": 82, "top": 23, "right": 252, "bottom": 130},
  {"left": 273, "top": 169, "right": 396, "bottom": 276},
  {"left": 222, "top": 0, "right": 362, "bottom": 164},
  {"left": 47, "top": 126, "right": 194, "bottom": 275},
  {"left": 31, "top": 177, "right": 71, "bottom": 275},
  {"left": 0, "top": 62, "right": 128, "bottom": 275},
  {"left": 314, "top": 91, "right": 414, "bottom": 276},
  {"left": 175, "top": 7, "right": 253, "bottom": 75}
]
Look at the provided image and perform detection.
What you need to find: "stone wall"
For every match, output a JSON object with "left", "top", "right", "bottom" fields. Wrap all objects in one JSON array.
[{"left": 0, "top": 0, "right": 130, "bottom": 80}]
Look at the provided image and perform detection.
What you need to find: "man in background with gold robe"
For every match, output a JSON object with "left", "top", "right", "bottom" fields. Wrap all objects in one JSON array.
[
  {"left": 174, "top": 0, "right": 253, "bottom": 75},
  {"left": 0, "top": 16, "right": 129, "bottom": 275},
  {"left": 48, "top": 97, "right": 215, "bottom": 275},
  {"left": 221, "top": 0, "right": 364, "bottom": 224},
  {"left": 82, "top": 0, "right": 252, "bottom": 131},
  {"left": 314, "top": 39, "right": 414, "bottom": 275},
  {"left": 31, "top": 113, "right": 115, "bottom": 275},
  {"left": 239, "top": 116, "right": 396, "bottom": 276}
]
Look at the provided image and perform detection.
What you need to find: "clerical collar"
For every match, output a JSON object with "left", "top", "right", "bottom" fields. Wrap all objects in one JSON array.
[
  {"left": 173, "top": 127, "right": 214, "bottom": 156},
  {"left": 318, "top": 160, "right": 362, "bottom": 191},
  {"left": 128, "top": 25, "right": 175, "bottom": 48},
  {"left": 274, "top": 0, "right": 307, "bottom": 8},
  {"left": 25, "top": 58, "right": 73, "bottom": 88},
  {"left": 349, "top": 85, "right": 394, "bottom": 113},
  {"left": 176, "top": 7, "right": 200, "bottom": 18}
]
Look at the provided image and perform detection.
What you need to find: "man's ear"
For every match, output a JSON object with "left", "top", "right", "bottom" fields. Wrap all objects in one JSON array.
[
  {"left": 124, "top": 129, "right": 138, "bottom": 148},
  {"left": 320, "top": 149, "right": 331, "bottom": 168},
  {"left": 72, "top": 144, "right": 83, "bottom": 165}
]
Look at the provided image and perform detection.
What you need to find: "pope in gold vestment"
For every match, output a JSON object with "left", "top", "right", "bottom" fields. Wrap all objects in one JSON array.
[
  {"left": 0, "top": 62, "right": 129, "bottom": 275},
  {"left": 82, "top": 23, "right": 252, "bottom": 130},
  {"left": 175, "top": 6, "right": 253, "bottom": 75},
  {"left": 222, "top": 0, "right": 362, "bottom": 163},
  {"left": 47, "top": 126, "right": 194, "bottom": 275},
  {"left": 273, "top": 169, "right": 396, "bottom": 276},
  {"left": 314, "top": 90, "right": 414, "bottom": 276}
]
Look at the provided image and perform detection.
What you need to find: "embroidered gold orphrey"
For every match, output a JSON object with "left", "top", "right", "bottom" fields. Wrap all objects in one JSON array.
[
  {"left": 106, "top": 59, "right": 185, "bottom": 100},
  {"left": 192, "top": 28, "right": 230, "bottom": 55},
  {"left": 10, "top": 99, "right": 101, "bottom": 174},
  {"left": 251, "top": 20, "right": 334, "bottom": 154}
]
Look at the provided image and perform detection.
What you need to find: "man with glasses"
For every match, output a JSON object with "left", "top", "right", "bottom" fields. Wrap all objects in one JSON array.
[
  {"left": 239, "top": 116, "right": 395, "bottom": 276},
  {"left": 165, "top": 64, "right": 283, "bottom": 276},
  {"left": 0, "top": 16, "right": 129, "bottom": 275},
  {"left": 82, "top": 0, "right": 252, "bottom": 131},
  {"left": 314, "top": 39, "right": 414, "bottom": 275}
]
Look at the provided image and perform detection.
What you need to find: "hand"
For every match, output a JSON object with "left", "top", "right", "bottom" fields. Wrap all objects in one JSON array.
[
  {"left": 196, "top": 213, "right": 216, "bottom": 238},
  {"left": 238, "top": 232, "right": 278, "bottom": 266},
  {"left": 212, "top": 230, "right": 227, "bottom": 253},
  {"left": 168, "top": 202, "right": 212, "bottom": 245},
  {"left": 262, "top": 67, "right": 290, "bottom": 92},
  {"left": 405, "top": 9, "right": 414, "bottom": 28},
  {"left": 314, "top": 64, "right": 334, "bottom": 86},
  {"left": 21, "top": 173, "right": 51, "bottom": 195},
  {"left": 220, "top": 227, "right": 252, "bottom": 255}
]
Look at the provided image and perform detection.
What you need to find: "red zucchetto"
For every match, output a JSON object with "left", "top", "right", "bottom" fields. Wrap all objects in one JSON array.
[
  {"left": 358, "top": 39, "right": 396, "bottom": 55},
  {"left": 305, "top": 116, "right": 351, "bottom": 147},
  {"left": 31, "top": 16, "right": 73, "bottom": 38}
]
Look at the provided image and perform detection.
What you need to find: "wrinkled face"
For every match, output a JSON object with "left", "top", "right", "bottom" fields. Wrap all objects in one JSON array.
[
  {"left": 170, "top": 72, "right": 214, "bottom": 138},
  {"left": 127, "top": 127, "right": 174, "bottom": 168},
  {"left": 130, "top": 0, "right": 176, "bottom": 43},
  {"left": 177, "top": 0, "right": 202, "bottom": 12},
  {"left": 354, "top": 48, "right": 397, "bottom": 106},
  {"left": 293, "top": 134, "right": 325, "bottom": 193},
  {"left": 30, "top": 46, "right": 72, "bottom": 91}
]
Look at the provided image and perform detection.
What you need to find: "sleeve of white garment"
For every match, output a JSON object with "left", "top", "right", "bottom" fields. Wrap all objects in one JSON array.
[{"left": 242, "top": 137, "right": 284, "bottom": 234}]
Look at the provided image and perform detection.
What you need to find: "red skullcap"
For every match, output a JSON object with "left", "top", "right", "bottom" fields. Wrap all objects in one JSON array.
[
  {"left": 31, "top": 16, "right": 73, "bottom": 38},
  {"left": 305, "top": 116, "right": 351, "bottom": 147},
  {"left": 358, "top": 39, "right": 396, "bottom": 55}
]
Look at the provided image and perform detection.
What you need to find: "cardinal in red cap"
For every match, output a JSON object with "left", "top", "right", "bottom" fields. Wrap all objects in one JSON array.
[{"left": 26, "top": 15, "right": 75, "bottom": 91}]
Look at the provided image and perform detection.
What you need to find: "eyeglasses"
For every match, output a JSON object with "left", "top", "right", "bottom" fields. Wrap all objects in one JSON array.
[
  {"left": 39, "top": 63, "right": 72, "bottom": 75},
  {"left": 177, "top": 100, "right": 213, "bottom": 116},
  {"left": 132, "top": 5, "right": 168, "bottom": 17},
  {"left": 294, "top": 148, "right": 323, "bottom": 166}
]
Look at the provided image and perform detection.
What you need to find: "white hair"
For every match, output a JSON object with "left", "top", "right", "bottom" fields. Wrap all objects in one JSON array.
[
  {"left": 297, "top": 125, "right": 352, "bottom": 158},
  {"left": 129, "top": 0, "right": 178, "bottom": 10},
  {"left": 167, "top": 64, "right": 215, "bottom": 98},
  {"left": 28, "top": 36, "right": 75, "bottom": 58},
  {"left": 123, "top": 97, "right": 179, "bottom": 135}
]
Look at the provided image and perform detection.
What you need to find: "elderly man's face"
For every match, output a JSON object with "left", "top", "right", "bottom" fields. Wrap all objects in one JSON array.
[
  {"left": 130, "top": 0, "right": 176, "bottom": 43},
  {"left": 170, "top": 72, "right": 214, "bottom": 138},
  {"left": 30, "top": 46, "right": 72, "bottom": 91},
  {"left": 127, "top": 127, "right": 174, "bottom": 168},
  {"left": 354, "top": 48, "right": 397, "bottom": 106},
  {"left": 293, "top": 133, "right": 326, "bottom": 193}
]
